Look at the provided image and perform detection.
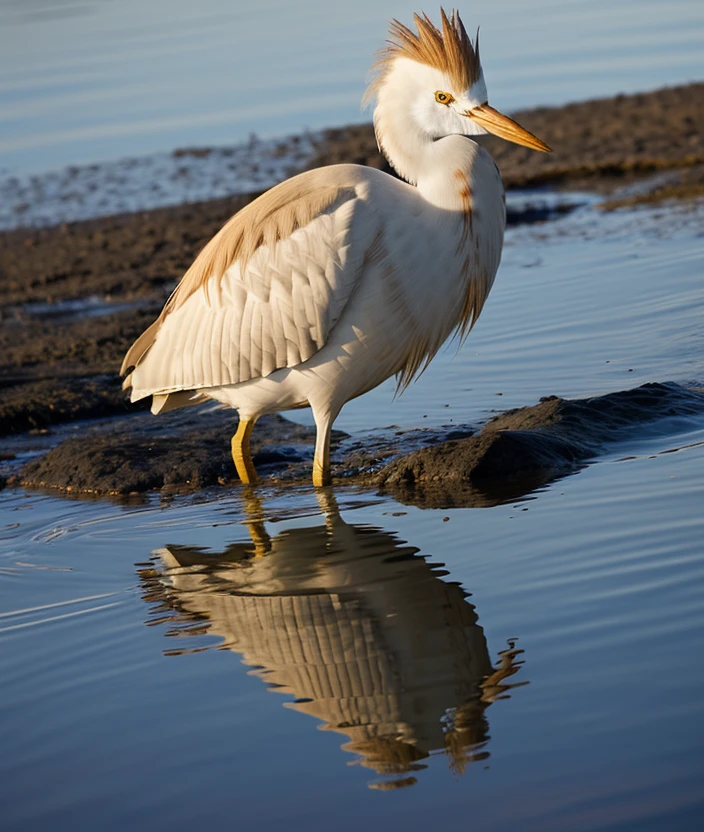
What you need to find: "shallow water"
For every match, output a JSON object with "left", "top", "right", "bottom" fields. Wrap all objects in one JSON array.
[
  {"left": 1, "top": 0, "right": 703, "bottom": 175},
  {"left": 1, "top": 197, "right": 704, "bottom": 830},
  {"left": 2, "top": 426, "right": 704, "bottom": 830}
]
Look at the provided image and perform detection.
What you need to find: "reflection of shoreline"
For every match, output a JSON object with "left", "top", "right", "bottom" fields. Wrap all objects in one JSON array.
[{"left": 140, "top": 502, "right": 526, "bottom": 788}]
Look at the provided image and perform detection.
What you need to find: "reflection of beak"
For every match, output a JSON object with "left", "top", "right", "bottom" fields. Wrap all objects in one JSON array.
[{"left": 466, "top": 104, "right": 551, "bottom": 152}]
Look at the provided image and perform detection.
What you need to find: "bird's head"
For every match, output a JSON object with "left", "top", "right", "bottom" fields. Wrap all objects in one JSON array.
[{"left": 366, "top": 8, "right": 551, "bottom": 153}]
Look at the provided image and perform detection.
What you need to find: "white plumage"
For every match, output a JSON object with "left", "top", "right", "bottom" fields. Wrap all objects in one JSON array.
[{"left": 122, "top": 8, "right": 550, "bottom": 486}]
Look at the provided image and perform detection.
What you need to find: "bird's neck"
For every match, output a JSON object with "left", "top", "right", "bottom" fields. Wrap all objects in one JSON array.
[{"left": 373, "top": 93, "right": 478, "bottom": 212}]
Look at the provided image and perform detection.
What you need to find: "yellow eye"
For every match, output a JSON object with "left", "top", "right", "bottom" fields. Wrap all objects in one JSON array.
[{"left": 434, "top": 90, "right": 455, "bottom": 105}]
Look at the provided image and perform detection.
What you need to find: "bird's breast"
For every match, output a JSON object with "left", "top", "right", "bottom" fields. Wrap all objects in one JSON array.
[{"left": 348, "top": 167, "right": 505, "bottom": 380}]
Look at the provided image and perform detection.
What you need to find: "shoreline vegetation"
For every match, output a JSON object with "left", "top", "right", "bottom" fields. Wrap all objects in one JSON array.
[{"left": 1, "top": 83, "right": 703, "bottom": 499}]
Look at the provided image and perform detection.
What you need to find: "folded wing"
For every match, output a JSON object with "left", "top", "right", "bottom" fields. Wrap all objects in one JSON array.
[{"left": 122, "top": 168, "right": 374, "bottom": 408}]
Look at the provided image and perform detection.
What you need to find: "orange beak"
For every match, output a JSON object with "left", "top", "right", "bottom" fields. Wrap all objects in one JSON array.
[{"left": 466, "top": 103, "right": 551, "bottom": 152}]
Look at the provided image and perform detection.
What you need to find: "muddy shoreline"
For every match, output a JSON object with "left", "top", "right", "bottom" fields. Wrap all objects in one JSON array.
[
  {"left": 13, "top": 382, "right": 704, "bottom": 510},
  {"left": 1, "top": 83, "right": 703, "bottom": 498}
]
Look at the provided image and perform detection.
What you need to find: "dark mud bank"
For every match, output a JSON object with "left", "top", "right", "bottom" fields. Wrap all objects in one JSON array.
[
  {"left": 378, "top": 382, "right": 704, "bottom": 508},
  {"left": 19, "top": 408, "right": 345, "bottom": 496},
  {"left": 13, "top": 382, "right": 704, "bottom": 501}
]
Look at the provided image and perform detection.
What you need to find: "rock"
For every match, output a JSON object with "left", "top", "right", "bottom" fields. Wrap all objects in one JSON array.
[{"left": 377, "top": 383, "right": 704, "bottom": 508}]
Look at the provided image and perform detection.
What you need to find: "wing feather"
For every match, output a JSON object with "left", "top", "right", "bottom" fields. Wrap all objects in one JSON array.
[
  {"left": 125, "top": 167, "right": 375, "bottom": 400},
  {"left": 210, "top": 305, "right": 226, "bottom": 386},
  {"left": 238, "top": 296, "right": 254, "bottom": 381}
]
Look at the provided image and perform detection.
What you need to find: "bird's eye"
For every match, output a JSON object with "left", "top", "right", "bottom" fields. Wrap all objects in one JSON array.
[{"left": 434, "top": 91, "right": 455, "bottom": 105}]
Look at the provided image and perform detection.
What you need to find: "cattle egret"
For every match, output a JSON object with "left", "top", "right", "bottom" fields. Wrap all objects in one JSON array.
[{"left": 121, "top": 8, "right": 550, "bottom": 486}]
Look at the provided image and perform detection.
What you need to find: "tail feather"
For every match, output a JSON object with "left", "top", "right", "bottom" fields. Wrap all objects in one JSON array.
[{"left": 151, "top": 391, "right": 207, "bottom": 414}]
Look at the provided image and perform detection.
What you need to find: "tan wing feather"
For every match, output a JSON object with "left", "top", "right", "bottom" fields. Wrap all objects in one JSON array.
[{"left": 121, "top": 167, "right": 360, "bottom": 379}]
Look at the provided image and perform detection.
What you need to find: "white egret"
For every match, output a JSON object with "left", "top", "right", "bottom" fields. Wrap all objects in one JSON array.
[{"left": 121, "top": 8, "right": 550, "bottom": 486}]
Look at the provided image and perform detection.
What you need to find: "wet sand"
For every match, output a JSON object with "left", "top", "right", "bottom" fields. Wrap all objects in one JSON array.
[{"left": 1, "top": 83, "right": 703, "bottom": 496}]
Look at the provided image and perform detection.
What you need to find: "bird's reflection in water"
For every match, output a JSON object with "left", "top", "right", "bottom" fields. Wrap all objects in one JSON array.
[{"left": 140, "top": 492, "right": 527, "bottom": 789}]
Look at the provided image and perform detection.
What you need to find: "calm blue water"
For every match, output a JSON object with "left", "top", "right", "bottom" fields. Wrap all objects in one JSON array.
[
  {"left": 1, "top": 0, "right": 703, "bottom": 174},
  {"left": 2, "top": 423, "right": 704, "bottom": 831}
]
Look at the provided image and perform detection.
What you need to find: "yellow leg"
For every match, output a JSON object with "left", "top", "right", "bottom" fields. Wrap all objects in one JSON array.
[
  {"left": 231, "top": 417, "right": 258, "bottom": 485},
  {"left": 312, "top": 459, "right": 330, "bottom": 488},
  {"left": 312, "top": 414, "right": 333, "bottom": 488}
]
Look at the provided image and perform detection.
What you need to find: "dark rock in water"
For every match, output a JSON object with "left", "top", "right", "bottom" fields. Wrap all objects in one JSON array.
[
  {"left": 378, "top": 383, "right": 704, "bottom": 508},
  {"left": 21, "top": 406, "right": 343, "bottom": 495}
]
